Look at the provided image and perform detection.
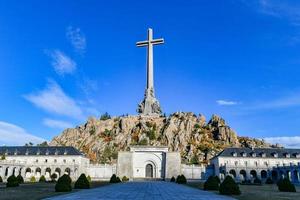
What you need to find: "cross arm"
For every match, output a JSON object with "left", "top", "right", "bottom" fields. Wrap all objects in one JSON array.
[
  {"left": 151, "top": 38, "right": 164, "bottom": 45},
  {"left": 136, "top": 40, "right": 149, "bottom": 47}
]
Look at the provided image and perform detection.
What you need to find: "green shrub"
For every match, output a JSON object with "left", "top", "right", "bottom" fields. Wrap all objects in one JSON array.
[
  {"left": 176, "top": 175, "right": 187, "bottom": 184},
  {"left": 87, "top": 175, "right": 92, "bottom": 182},
  {"left": 55, "top": 174, "right": 72, "bottom": 192},
  {"left": 110, "top": 174, "right": 121, "bottom": 183},
  {"left": 39, "top": 175, "right": 46, "bottom": 182},
  {"left": 51, "top": 173, "right": 57, "bottom": 182},
  {"left": 30, "top": 176, "right": 36, "bottom": 183},
  {"left": 265, "top": 177, "right": 274, "bottom": 184},
  {"left": 253, "top": 177, "right": 262, "bottom": 185},
  {"left": 122, "top": 176, "right": 129, "bottom": 182},
  {"left": 16, "top": 174, "right": 24, "bottom": 184},
  {"left": 219, "top": 175, "right": 241, "bottom": 195},
  {"left": 75, "top": 173, "right": 90, "bottom": 189},
  {"left": 277, "top": 178, "right": 296, "bottom": 192},
  {"left": 170, "top": 176, "right": 175, "bottom": 182},
  {"left": 6, "top": 175, "right": 19, "bottom": 187},
  {"left": 100, "top": 112, "right": 111, "bottom": 120},
  {"left": 0, "top": 176, "right": 2, "bottom": 183},
  {"left": 204, "top": 176, "right": 219, "bottom": 190}
]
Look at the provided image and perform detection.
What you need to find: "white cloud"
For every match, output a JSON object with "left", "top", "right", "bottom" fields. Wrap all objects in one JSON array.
[
  {"left": 264, "top": 136, "right": 300, "bottom": 148},
  {"left": 43, "top": 118, "right": 73, "bottom": 129},
  {"left": 66, "top": 26, "right": 86, "bottom": 54},
  {"left": 252, "top": 92, "right": 300, "bottom": 109},
  {"left": 49, "top": 50, "right": 76, "bottom": 75},
  {"left": 24, "top": 80, "right": 83, "bottom": 119},
  {"left": 216, "top": 100, "right": 238, "bottom": 106},
  {"left": 0, "top": 121, "right": 46, "bottom": 146}
]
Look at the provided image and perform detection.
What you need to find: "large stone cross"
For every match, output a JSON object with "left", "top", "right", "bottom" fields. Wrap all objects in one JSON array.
[
  {"left": 136, "top": 28, "right": 164, "bottom": 116},
  {"left": 136, "top": 28, "right": 164, "bottom": 90}
]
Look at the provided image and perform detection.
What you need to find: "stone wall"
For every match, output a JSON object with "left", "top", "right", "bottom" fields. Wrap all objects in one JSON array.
[
  {"left": 181, "top": 164, "right": 213, "bottom": 180},
  {"left": 87, "top": 164, "right": 116, "bottom": 180}
]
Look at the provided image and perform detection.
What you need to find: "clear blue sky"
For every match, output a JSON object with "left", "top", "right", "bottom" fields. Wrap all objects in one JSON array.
[{"left": 1, "top": 0, "right": 300, "bottom": 147}]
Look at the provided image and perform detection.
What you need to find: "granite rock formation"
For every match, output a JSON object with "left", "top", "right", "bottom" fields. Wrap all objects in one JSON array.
[{"left": 50, "top": 112, "right": 273, "bottom": 164}]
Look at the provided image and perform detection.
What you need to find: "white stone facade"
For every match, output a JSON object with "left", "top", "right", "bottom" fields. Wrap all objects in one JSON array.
[{"left": 210, "top": 147, "right": 300, "bottom": 183}]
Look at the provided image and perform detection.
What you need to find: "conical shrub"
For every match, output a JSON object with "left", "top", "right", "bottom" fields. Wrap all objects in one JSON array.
[
  {"left": 39, "top": 175, "right": 46, "bottom": 182},
  {"left": 74, "top": 173, "right": 90, "bottom": 189},
  {"left": 55, "top": 174, "right": 72, "bottom": 192},
  {"left": 6, "top": 175, "right": 19, "bottom": 187},
  {"left": 16, "top": 174, "right": 24, "bottom": 184},
  {"left": 204, "top": 176, "right": 219, "bottom": 190},
  {"left": 219, "top": 175, "right": 241, "bottom": 195},
  {"left": 277, "top": 178, "right": 296, "bottom": 192}
]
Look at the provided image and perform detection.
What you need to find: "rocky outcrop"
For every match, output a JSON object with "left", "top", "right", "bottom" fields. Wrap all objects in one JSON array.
[{"left": 50, "top": 112, "right": 272, "bottom": 164}]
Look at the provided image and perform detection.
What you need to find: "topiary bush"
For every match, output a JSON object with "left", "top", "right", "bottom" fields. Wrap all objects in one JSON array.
[
  {"left": 6, "top": 175, "right": 19, "bottom": 187},
  {"left": 87, "top": 175, "right": 92, "bottom": 183},
  {"left": 253, "top": 177, "right": 262, "bottom": 185},
  {"left": 277, "top": 178, "right": 296, "bottom": 192},
  {"left": 39, "top": 175, "right": 46, "bottom": 182},
  {"left": 74, "top": 173, "right": 90, "bottom": 189},
  {"left": 16, "top": 174, "right": 24, "bottom": 184},
  {"left": 51, "top": 173, "right": 57, "bottom": 182},
  {"left": 176, "top": 175, "right": 187, "bottom": 184},
  {"left": 204, "top": 176, "right": 219, "bottom": 190},
  {"left": 219, "top": 175, "right": 241, "bottom": 195},
  {"left": 265, "top": 177, "right": 274, "bottom": 184},
  {"left": 110, "top": 174, "right": 121, "bottom": 183},
  {"left": 55, "top": 174, "right": 72, "bottom": 192},
  {"left": 30, "top": 176, "right": 36, "bottom": 183},
  {"left": 122, "top": 176, "right": 129, "bottom": 182},
  {"left": 170, "top": 176, "right": 175, "bottom": 182}
]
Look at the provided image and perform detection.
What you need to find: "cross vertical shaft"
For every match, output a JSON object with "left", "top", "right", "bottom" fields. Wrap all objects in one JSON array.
[{"left": 136, "top": 28, "right": 164, "bottom": 116}]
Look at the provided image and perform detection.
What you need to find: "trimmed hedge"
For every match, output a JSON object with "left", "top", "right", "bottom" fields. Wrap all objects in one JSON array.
[
  {"left": 122, "top": 176, "right": 129, "bottom": 182},
  {"left": 74, "top": 174, "right": 90, "bottom": 189},
  {"left": 110, "top": 174, "right": 121, "bottom": 183},
  {"left": 6, "top": 175, "right": 19, "bottom": 187},
  {"left": 87, "top": 175, "right": 92, "bottom": 183},
  {"left": 17, "top": 174, "right": 24, "bottom": 184},
  {"left": 39, "top": 175, "right": 46, "bottom": 182},
  {"left": 265, "top": 177, "right": 274, "bottom": 184},
  {"left": 219, "top": 176, "right": 241, "bottom": 195},
  {"left": 55, "top": 174, "right": 72, "bottom": 192},
  {"left": 277, "top": 178, "right": 296, "bottom": 192},
  {"left": 204, "top": 176, "right": 219, "bottom": 190},
  {"left": 176, "top": 175, "right": 187, "bottom": 184},
  {"left": 0, "top": 176, "right": 2, "bottom": 183},
  {"left": 170, "top": 176, "right": 175, "bottom": 182},
  {"left": 253, "top": 177, "right": 262, "bottom": 185},
  {"left": 30, "top": 176, "right": 36, "bottom": 183},
  {"left": 51, "top": 173, "right": 57, "bottom": 182}
]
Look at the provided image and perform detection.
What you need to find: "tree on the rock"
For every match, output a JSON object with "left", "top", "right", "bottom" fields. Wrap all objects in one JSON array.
[
  {"left": 219, "top": 175, "right": 241, "bottom": 195},
  {"left": 204, "top": 176, "right": 219, "bottom": 190},
  {"left": 55, "top": 174, "right": 72, "bottom": 192},
  {"left": 100, "top": 112, "right": 111, "bottom": 120},
  {"left": 74, "top": 173, "right": 90, "bottom": 189}
]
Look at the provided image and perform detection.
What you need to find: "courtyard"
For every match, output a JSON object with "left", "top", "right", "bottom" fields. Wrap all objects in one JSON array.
[{"left": 45, "top": 181, "right": 235, "bottom": 200}]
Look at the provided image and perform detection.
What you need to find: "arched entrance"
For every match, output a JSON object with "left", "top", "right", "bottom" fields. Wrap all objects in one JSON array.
[{"left": 145, "top": 164, "right": 153, "bottom": 178}]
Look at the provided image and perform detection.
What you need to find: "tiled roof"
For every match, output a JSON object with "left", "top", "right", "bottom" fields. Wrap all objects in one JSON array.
[
  {"left": 216, "top": 147, "right": 300, "bottom": 158},
  {"left": 0, "top": 146, "right": 83, "bottom": 156}
]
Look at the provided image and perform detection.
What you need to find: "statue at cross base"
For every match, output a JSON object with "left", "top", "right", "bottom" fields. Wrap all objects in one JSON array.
[{"left": 136, "top": 28, "right": 163, "bottom": 116}]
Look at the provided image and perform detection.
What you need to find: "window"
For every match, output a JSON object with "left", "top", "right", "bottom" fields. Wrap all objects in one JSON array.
[
  {"left": 45, "top": 159, "right": 48, "bottom": 163},
  {"left": 73, "top": 159, "right": 75, "bottom": 163},
  {"left": 63, "top": 159, "right": 66, "bottom": 163},
  {"left": 264, "top": 161, "right": 268, "bottom": 166},
  {"left": 244, "top": 161, "right": 248, "bottom": 166},
  {"left": 36, "top": 159, "right": 38, "bottom": 163},
  {"left": 234, "top": 161, "right": 238, "bottom": 166},
  {"left": 54, "top": 159, "right": 57, "bottom": 163},
  {"left": 255, "top": 161, "right": 258, "bottom": 166}
]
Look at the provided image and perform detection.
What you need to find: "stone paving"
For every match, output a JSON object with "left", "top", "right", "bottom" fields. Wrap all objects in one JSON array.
[{"left": 45, "top": 181, "right": 236, "bottom": 200}]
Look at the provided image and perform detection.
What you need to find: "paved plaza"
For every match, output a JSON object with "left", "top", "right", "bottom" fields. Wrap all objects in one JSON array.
[{"left": 45, "top": 181, "right": 236, "bottom": 200}]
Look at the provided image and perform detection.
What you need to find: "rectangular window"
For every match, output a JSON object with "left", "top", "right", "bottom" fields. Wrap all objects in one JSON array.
[
  {"left": 63, "top": 159, "right": 66, "bottom": 163},
  {"left": 45, "top": 159, "right": 48, "bottom": 163}
]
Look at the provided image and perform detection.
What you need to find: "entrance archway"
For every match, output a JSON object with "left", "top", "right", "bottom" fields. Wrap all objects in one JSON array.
[{"left": 145, "top": 164, "right": 153, "bottom": 178}]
